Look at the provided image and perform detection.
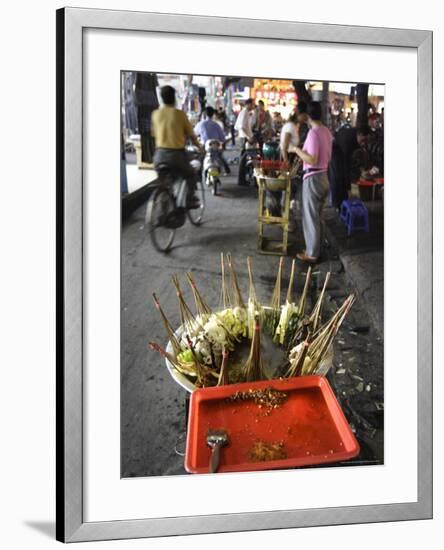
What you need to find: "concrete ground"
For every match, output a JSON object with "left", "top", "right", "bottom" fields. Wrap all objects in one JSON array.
[{"left": 121, "top": 147, "right": 384, "bottom": 477}]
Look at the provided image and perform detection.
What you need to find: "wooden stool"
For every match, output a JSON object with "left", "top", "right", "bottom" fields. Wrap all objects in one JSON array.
[{"left": 256, "top": 173, "right": 292, "bottom": 255}]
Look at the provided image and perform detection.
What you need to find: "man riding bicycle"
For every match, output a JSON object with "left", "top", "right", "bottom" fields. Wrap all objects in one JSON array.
[{"left": 151, "top": 85, "right": 203, "bottom": 208}]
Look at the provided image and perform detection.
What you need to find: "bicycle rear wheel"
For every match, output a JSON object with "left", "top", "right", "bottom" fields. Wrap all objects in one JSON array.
[
  {"left": 146, "top": 187, "right": 176, "bottom": 252},
  {"left": 187, "top": 178, "right": 205, "bottom": 226}
]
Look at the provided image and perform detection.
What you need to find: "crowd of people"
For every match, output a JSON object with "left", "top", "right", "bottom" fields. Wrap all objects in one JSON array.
[{"left": 149, "top": 83, "right": 384, "bottom": 262}]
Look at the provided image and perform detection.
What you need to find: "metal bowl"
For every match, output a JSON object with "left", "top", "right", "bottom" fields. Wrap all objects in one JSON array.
[{"left": 262, "top": 176, "right": 289, "bottom": 192}]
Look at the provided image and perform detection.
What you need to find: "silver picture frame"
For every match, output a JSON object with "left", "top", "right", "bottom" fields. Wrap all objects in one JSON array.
[{"left": 56, "top": 7, "right": 433, "bottom": 542}]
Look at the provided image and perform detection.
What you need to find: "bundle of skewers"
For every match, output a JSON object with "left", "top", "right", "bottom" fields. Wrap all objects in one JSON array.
[{"left": 148, "top": 254, "right": 355, "bottom": 389}]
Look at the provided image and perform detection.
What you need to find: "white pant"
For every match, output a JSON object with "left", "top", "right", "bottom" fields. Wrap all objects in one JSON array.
[{"left": 302, "top": 172, "right": 330, "bottom": 258}]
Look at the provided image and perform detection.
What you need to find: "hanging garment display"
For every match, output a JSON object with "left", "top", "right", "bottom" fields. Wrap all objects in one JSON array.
[
  {"left": 135, "top": 72, "right": 159, "bottom": 164},
  {"left": 181, "top": 83, "right": 200, "bottom": 114},
  {"left": 123, "top": 72, "right": 138, "bottom": 134}
]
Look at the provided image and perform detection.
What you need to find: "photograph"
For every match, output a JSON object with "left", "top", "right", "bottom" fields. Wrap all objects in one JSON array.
[
  {"left": 120, "top": 72, "right": 385, "bottom": 477},
  {"left": 1, "top": 0, "right": 440, "bottom": 547}
]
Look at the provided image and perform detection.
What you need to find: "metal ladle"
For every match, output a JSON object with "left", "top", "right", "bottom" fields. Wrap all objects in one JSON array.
[{"left": 207, "top": 429, "right": 229, "bottom": 473}]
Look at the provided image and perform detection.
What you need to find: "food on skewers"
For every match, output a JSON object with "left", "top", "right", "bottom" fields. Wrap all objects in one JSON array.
[{"left": 149, "top": 254, "right": 354, "bottom": 388}]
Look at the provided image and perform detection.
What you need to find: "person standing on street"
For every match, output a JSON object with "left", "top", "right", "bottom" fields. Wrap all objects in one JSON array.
[
  {"left": 280, "top": 111, "right": 300, "bottom": 164},
  {"left": 295, "top": 100, "right": 310, "bottom": 146},
  {"left": 235, "top": 98, "right": 256, "bottom": 186},
  {"left": 151, "top": 85, "right": 203, "bottom": 208},
  {"left": 328, "top": 125, "right": 370, "bottom": 209},
  {"left": 293, "top": 101, "right": 333, "bottom": 263},
  {"left": 367, "top": 113, "right": 384, "bottom": 176},
  {"left": 272, "top": 111, "right": 284, "bottom": 135},
  {"left": 254, "top": 100, "right": 273, "bottom": 145}
]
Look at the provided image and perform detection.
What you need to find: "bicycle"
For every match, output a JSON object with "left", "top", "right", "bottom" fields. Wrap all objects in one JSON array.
[{"left": 146, "top": 164, "right": 205, "bottom": 252}]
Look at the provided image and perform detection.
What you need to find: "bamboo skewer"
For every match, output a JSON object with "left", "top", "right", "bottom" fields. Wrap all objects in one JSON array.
[
  {"left": 186, "top": 272, "right": 212, "bottom": 317},
  {"left": 297, "top": 266, "right": 312, "bottom": 316},
  {"left": 246, "top": 256, "right": 263, "bottom": 338},
  {"left": 242, "top": 316, "right": 265, "bottom": 382},
  {"left": 286, "top": 335, "right": 310, "bottom": 378},
  {"left": 152, "top": 293, "right": 181, "bottom": 357},
  {"left": 270, "top": 257, "right": 284, "bottom": 310},
  {"left": 308, "top": 272, "right": 331, "bottom": 334},
  {"left": 171, "top": 275, "right": 202, "bottom": 336},
  {"left": 227, "top": 253, "right": 245, "bottom": 308},
  {"left": 307, "top": 295, "right": 355, "bottom": 374},
  {"left": 148, "top": 341, "right": 182, "bottom": 370},
  {"left": 285, "top": 293, "right": 356, "bottom": 377},
  {"left": 310, "top": 294, "right": 355, "bottom": 354},
  {"left": 247, "top": 256, "right": 257, "bottom": 303},
  {"left": 267, "top": 257, "right": 284, "bottom": 333},
  {"left": 286, "top": 258, "right": 296, "bottom": 304},
  {"left": 217, "top": 348, "right": 230, "bottom": 386},
  {"left": 220, "top": 252, "right": 232, "bottom": 309},
  {"left": 185, "top": 334, "right": 207, "bottom": 386}
]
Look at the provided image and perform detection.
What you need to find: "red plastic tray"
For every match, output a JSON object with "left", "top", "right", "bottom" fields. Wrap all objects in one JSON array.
[
  {"left": 185, "top": 376, "right": 359, "bottom": 474},
  {"left": 358, "top": 177, "right": 384, "bottom": 187}
]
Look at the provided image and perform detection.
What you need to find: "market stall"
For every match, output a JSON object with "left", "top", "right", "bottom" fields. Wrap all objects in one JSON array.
[{"left": 251, "top": 78, "right": 297, "bottom": 119}]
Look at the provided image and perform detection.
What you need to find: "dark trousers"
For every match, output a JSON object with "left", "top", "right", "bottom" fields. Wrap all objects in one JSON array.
[
  {"left": 153, "top": 148, "right": 197, "bottom": 193},
  {"left": 237, "top": 138, "right": 248, "bottom": 185},
  {"left": 230, "top": 124, "right": 235, "bottom": 145},
  {"left": 328, "top": 151, "right": 348, "bottom": 208},
  {"left": 220, "top": 151, "right": 230, "bottom": 174}
]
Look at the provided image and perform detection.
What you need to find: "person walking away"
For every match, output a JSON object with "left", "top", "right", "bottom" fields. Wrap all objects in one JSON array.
[
  {"left": 194, "top": 106, "right": 230, "bottom": 174},
  {"left": 328, "top": 125, "right": 370, "bottom": 209},
  {"left": 151, "top": 85, "right": 203, "bottom": 208},
  {"left": 293, "top": 101, "right": 333, "bottom": 263},
  {"left": 235, "top": 98, "right": 256, "bottom": 186}
]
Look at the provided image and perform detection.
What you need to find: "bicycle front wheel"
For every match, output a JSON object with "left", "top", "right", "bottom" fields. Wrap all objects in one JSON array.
[
  {"left": 187, "top": 178, "right": 205, "bottom": 226},
  {"left": 146, "top": 187, "right": 176, "bottom": 252}
]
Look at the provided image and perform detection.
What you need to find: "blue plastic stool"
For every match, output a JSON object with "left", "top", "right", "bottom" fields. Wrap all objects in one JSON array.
[{"left": 340, "top": 199, "right": 369, "bottom": 235}]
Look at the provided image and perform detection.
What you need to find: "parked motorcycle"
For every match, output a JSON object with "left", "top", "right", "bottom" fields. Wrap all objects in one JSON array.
[{"left": 243, "top": 137, "right": 262, "bottom": 186}]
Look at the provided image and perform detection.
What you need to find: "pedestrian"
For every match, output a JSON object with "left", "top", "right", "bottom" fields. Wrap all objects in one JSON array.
[
  {"left": 367, "top": 113, "right": 384, "bottom": 176},
  {"left": 254, "top": 100, "right": 273, "bottom": 144},
  {"left": 214, "top": 110, "right": 225, "bottom": 132},
  {"left": 328, "top": 125, "right": 370, "bottom": 209},
  {"left": 295, "top": 100, "right": 310, "bottom": 146},
  {"left": 216, "top": 107, "right": 227, "bottom": 129},
  {"left": 151, "top": 85, "right": 203, "bottom": 208},
  {"left": 272, "top": 111, "right": 284, "bottom": 135},
  {"left": 279, "top": 111, "right": 300, "bottom": 164},
  {"left": 293, "top": 101, "right": 333, "bottom": 263},
  {"left": 279, "top": 111, "right": 302, "bottom": 226},
  {"left": 235, "top": 98, "right": 256, "bottom": 186}
]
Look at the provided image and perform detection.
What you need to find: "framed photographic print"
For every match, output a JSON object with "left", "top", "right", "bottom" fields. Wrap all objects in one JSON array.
[{"left": 56, "top": 7, "right": 433, "bottom": 542}]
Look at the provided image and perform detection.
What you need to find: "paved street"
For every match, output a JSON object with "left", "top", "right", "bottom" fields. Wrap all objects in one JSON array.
[{"left": 121, "top": 148, "right": 384, "bottom": 477}]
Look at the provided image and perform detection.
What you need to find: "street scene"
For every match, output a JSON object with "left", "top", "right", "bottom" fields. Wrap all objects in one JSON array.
[{"left": 121, "top": 73, "right": 384, "bottom": 477}]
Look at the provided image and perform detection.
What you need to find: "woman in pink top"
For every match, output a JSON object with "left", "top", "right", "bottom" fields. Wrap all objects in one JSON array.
[{"left": 293, "top": 101, "right": 333, "bottom": 262}]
